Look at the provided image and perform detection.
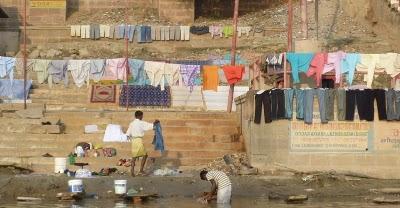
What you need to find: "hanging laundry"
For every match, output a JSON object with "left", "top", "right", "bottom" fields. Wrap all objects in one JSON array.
[
  {"left": 48, "top": 60, "right": 69, "bottom": 87},
  {"left": 222, "top": 65, "right": 245, "bottom": 85},
  {"left": 306, "top": 52, "right": 328, "bottom": 87},
  {"left": 254, "top": 90, "right": 272, "bottom": 124},
  {"left": 119, "top": 85, "right": 171, "bottom": 107},
  {"left": 164, "top": 63, "right": 183, "bottom": 87},
  {"left": 109, "top": 25, "right": 115, "bottom": 39},
  {"left": 70, "top": 25, "right": 81, "bottom": 37},
  {"left": 165, "top": 26, "right": 171, "bottom": 41},
  {"left": 209, "top": 25, "right": 223, "bottom": 38},
  {"left": 90, "top": 24, "right": 100, "bottom": 40},
  {"left": 180, "top": 26, "right": 190, "bottom": 41},
  {"left": 128, "top": 59, "right": 150, "bottom": 86},
  {"left": 270, "top": 89, "right": 286, "bottom": 120},
  {"left": 340, "top": 53, "right": 360, "bottom": 85},
  {"left": 173, "top": 26, "right": 181, "bottom": 40},
  {"left": 237, "top": 26, "right": 252, "bottom": 37},
  {"left": 284, "top": 89, "right": 294, "bottom": 119},
  {"left": 336, "top": 89, "right": 346, "bottom": 121},
  {"left": 89, "top": 59, "right": 106, "bottom": 82},
  {"left": 116, "top": 24, "right": 125, "bottom": 39},
  {"left": 137, "top": 25, "right": 152, "bottom": 43},
  {"left": 386, "top": 89, "right": 400, "bottom": 121},
  {"left": 103, "top": 58, "right": 128, "bottom": 81},
  {"left": 322, "top": 51, "right": 346, "bottom": 83},
  {"left": 286, "top": 52, "right": 314, "bottom": 84},
  {"left": 0, "top": 79, "right": 32, "bottom": 100},
  {"left": 160, "top": 26, "right": 166, "bottom": 41},
  {"left": 0, "top": 56, "right": 16, "bottom": 82},
  {"left": 103, "top": 124, "right": 128, "bottom": 142},
  {"left": 80, "top": 25, "right": 90, "bottom": 39},
  {"left": 265, "top": 53, "right": 284, "bottom": 74},
  {"left": 68, "top": 60, "right": 91, "bottom": 88},
  {"left": 174, "top": 60, "right": 212, "bottom": 66},
  {"left": 99, "top": 24, "right": 110, "bottom": 38},
  {"left": 223, "top": 26, "right": 234, "bottom": 38},
  {"left": 125, "top": 25, "right": 136, "bottom": 42},
  {"left": 376, "top": 53, "right": 400, "bottom": 77},
  {"left": 345, "top": 89, "right": 387, "bottom": 121},
  {"left": 180, "top": 64, "right": 201, "bottom": 92},
  {"left": 152, "top": 122, "right": 165, "bottom": 152},
  {"left": 303, "top": 89, "right": 328, "bottom": 124},
  {"left": 31, "top": 59, "right": 51, "bottom": 85},
  {"left": 151, "top": 26, "right": 157, "bottom": 40},
  {"left": 169, "top": 26, "right": 176, "bottom": 40},
  {"left": 356, "top": 54, "right": 379, "bottom": 88},
  {"left": 144, "top": 61, "right": 166, "bottom": 90},
  {"left": 203, "top": 65, "right": 219, "bottom": 91},
  {"left": 190, "top": 26, "right": 209, "bottom": 35}
]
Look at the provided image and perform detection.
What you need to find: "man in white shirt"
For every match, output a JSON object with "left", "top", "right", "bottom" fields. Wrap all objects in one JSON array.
[
  {"left": 200, "top": 170, "right": 232, "bottom": 204},
  {"left": 126, "top": 111, "right": 159, "bottom": 177}
]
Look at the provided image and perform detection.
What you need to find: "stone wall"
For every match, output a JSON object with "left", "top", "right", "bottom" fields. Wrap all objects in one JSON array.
[
  {"left": 67, "top": 0, "right": 158, "bottom": 10},
  {"left": 236, "top": 92, "right": 400, "bottom": 179},
  {"left": 158, "top": 0, "right": 194, "bottom": 24}
]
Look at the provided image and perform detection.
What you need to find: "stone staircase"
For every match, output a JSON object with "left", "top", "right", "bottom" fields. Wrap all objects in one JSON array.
[{"left": 0, "top": 83, "right": 244, "bottom": 173}]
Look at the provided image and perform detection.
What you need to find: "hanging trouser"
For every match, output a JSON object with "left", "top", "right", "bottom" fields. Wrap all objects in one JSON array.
[
  {"left": 336, "top": 89, "right": 346, "bottom": 121},
  {"left": 386, "top": 89, "right": 400, "bottom": 121},
  {"left": 254, "top": 90, "right": 272, "bottom": 124},
  {"left": 284, "top": 89, "right": 294, "bottom": 119},
  {"left": 270, "top": 89, "right": 285, "bottom": 120},
  {"left": 294, "top": 89, "right": 305, "bottom": 120}
]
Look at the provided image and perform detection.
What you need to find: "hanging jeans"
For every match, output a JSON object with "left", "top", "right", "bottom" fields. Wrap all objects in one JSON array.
[
  {"left": 294, "top": 89, "right": 305, "bottom": 120},
  {"left": 337, "top": 89, "right": 346, "bottom": 121},
  {"left": 346, "top": 89, "right": 386, "bottom": 121},
  {"left": 325, "top": 89, "right": 336, "bottom": 121},
  {"left": 271, "top": 89, "right": 285, "bottom": 120},
  {"left": 254, "top": 90, "right": 271, "bottom": 124},
  {"left": 284, "top": 89, "right": 294, "bottom": 119},
  {"left": 304, "top": 89, "right": 328, "bottom": 124},
  {"left": 345, "top": 90, "right": 358, "bottom": 121},
  {"left": 386, "top": 89, "right": 400, "bottom": 121}
]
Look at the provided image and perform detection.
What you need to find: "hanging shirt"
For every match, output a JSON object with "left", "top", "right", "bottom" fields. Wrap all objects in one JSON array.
[
  {"left": 180, "top": 64, "right": 201, "bottom": 92},
  {"left": 286, "top": 52, "right": 314, "bottom": 84},
  {"left": 306, "top": 53, "right": 327, "bottom": 87},
  {"left": 90, "top": 59, "right": 106, "bottom": 82},
  {"left": 340, "top": 53, "right": 360, "bottom": 85},
  {"left": 128, "top": 59, "right": 149, "bottom": 86},
  {"left": 31, "top": 59, "right": 51, "bottom": 85},
  {"left": 0, "top": 56, "right": 16, "bottom": 82},
  {"left": 164, "top": 63, "right": 183, "bottom": 87},
  {"left": 48, "top": 60, "right": 69, "bottom": 87},
  {"left": 144, "top": 61, "right": 167, "bottom": 90},
  {"left": 68, "top": 60, "right": 91, "bottom": 88},
  {"left": 222, "top": 65, "right": 244, "bottom": 85},
  {"left": 203, "top": 65, "right": 219, "bottom": 91},
  {"left": 126, "top": 119, "right": 154, "bottom": 138},
  {"left": 356, "top": 54, "right": 380, "bottom": 88},
  {"left": 377, "top": 53, "right": 400, "bottom": 77},
  {"left": 322, "top": 51, "right": 346, "bottom": 83},
  {"left": 103, "top": 58, "right": 128, "bottom": 81}
]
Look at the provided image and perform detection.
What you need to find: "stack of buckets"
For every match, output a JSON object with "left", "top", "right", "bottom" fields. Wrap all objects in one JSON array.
[
  {"left": 54, "top": 157, "right": 67, "bottom": 173},
  {"left": 68, "top": 179, "right": 84, "bottom": 193}
]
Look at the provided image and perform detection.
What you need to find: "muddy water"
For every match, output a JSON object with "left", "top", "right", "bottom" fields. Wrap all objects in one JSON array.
[{"left": 0, "top": 197, "right": 398, "bottom": 208}]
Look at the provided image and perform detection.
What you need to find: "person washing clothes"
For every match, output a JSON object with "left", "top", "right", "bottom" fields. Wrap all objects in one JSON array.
[
  {"left": 126, "top": 111, "right": 159, "bottom": 177},
  {"left": 200, "top": 170, "right": 232, "bottom": 205}
]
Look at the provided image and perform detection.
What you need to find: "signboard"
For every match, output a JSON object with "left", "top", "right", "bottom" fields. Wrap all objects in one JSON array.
[
  {"left": 375, "top": 123, "right": 400, "bottom": 152},
  {"left": 30, "top": 0, "right": 66, "bottom": 9},
  {"left": 290, "top": 113, "right": 372, "bottom": 152}
]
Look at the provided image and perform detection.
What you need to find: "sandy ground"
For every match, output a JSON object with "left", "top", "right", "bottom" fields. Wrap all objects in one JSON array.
[{"left": 1, "top": 170, "right": 400, "bottom": 203}]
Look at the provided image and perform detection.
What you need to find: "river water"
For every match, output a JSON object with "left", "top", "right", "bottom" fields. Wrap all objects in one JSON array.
[{"left": 0, "top": 197, "right": 398, "bottom": 208}]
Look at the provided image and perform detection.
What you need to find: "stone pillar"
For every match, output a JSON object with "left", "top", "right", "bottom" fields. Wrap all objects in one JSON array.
[{"left": 29, "top": 0, "right": 66, "bottom": 25}]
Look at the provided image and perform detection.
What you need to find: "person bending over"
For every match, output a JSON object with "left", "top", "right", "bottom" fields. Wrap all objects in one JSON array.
[
  {"left": 200, "top": 170, "right": 232, "bottom": 204},
  {"left": 126, "top": 110, "right": 159, "bottom": 177}
]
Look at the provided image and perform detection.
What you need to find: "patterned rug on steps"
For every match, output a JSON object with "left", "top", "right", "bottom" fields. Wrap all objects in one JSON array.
[
  {"left": 119, "top": 85, "right": 171, "bottom": 107},
  {"left": 90, "top": 85, "right": 116, "bottom": 103}
]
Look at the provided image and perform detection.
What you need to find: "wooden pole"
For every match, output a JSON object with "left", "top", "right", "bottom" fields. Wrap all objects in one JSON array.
[
  {"left": 288, "top": 0, "right": 293, "bottom": 51},
  {"left": 315, "top": 0, "right": 319, "bottom": 40},
  {"left": 227, "top": 0, "right": 240, "bottom": 113},
  {"left": 23, "top": 0, "right": 27, "bottom": 109},
  {"left": 125, "top": 0, "right": 129, "bottom": 111}
]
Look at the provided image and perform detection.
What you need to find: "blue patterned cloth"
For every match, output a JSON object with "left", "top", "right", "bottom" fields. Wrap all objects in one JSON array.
[
  {"left": 0, "top": 79, "right": 32, "bottom": 100},
  {"left": 152, "top": 122, "right": 165, "bottom": 153},
  {"left": 128, "top": 59, "right": 150, "bottom": 85},
  {"left": 119, "top": 85, "right": 171, "bottom": 107}
]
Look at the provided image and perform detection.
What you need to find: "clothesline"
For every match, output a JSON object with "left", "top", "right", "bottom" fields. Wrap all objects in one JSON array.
[
  {"left": 0, "top": 56, "right": 248, "bottom": 92},
  {"left": 70, "top": 24, "right": 253, "bottom": 42},
  {"left": 261, "top": 52, "right": 400, "bottom": 88}
]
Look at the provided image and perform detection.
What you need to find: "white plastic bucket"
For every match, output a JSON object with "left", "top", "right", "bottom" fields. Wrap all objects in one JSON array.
[
  {"left": 68, "top": 179, "right": 84, "bottom": 193},
  {"left": 114, "top": 180, "right": 127, "bottom": 195},
  {"left": 54, "top": 157, "right": 67, "bottom": 173}
]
